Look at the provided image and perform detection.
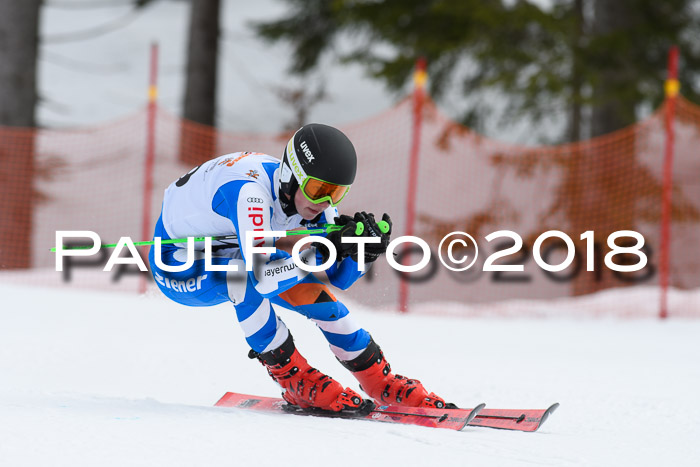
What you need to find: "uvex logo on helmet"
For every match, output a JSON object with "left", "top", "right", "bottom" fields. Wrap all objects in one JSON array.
[{"left": 300, "top": 141, "right": 315, "bottom": 163}]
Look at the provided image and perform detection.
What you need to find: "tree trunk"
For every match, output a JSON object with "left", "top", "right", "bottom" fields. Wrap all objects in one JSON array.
[
  {"left": 0, "top": 0, "right": 41, "bottom": 269},
  {"left": 180, "top": 0, "right": 220, "bottom": 166},
  {"left": 567, "top": 0, "right": 584, "bottom": 143},
  {"left": 567, "top": 0, "right": 638, "bottom": 295},
  {"left": 0, "top": 0, "right": 40, "bottom": 127},
  {"left": 590, "top": 0, "right": 637, "bottom": 137}
]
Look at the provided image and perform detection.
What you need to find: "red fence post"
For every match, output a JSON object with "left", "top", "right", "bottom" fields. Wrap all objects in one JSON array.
[
  {"left": 140, "top": 42, "right": 159, "bottom": 294},
  {"left": 659, "top": 45, "right": 679, "bottom": 319},
  {"left": 399, "top": 58, "right": 427, "bottom": 313}
]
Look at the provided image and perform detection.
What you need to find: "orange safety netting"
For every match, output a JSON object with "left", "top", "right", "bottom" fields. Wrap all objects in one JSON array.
[{"left": 0, "top": 95, "right": 698, "bottom": 317}]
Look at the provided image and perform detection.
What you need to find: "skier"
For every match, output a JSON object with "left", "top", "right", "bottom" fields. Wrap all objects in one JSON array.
[{"left": 149, "top": 123, "right": 451, "bottom": 412}]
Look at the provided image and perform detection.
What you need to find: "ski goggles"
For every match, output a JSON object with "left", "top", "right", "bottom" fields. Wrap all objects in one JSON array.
[{"left": 300, "top": 176, "right": 351, "bottom": 206}]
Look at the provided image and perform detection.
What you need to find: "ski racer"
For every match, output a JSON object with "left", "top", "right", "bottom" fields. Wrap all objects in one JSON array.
[{"left": 149, "top": 123, "right": 451, "bottom": 412}]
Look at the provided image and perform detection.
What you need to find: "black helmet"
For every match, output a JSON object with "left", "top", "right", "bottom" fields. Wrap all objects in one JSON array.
[{"left": 278, "top": 123, "right": 357, "bottom": 216}]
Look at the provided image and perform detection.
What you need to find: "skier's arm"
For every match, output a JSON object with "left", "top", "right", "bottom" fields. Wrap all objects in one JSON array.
[
  {"left": 325, "top": 255, "right": 367, "bottom": 290},
  {"left": 212, "top": 181, "right": 317, "bottom": 298}
]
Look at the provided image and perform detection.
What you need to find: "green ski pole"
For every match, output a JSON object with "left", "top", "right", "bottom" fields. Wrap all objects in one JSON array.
[
  {"left": 50, "top": 225, "right": 343, "bottom": 252},
  {"left": 51, "top": 220, "right": 389, "bottom": 252}
]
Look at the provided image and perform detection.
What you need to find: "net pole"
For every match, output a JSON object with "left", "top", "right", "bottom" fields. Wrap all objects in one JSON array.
[
  {"left": 139, "top": 42, "right": 159, "bottom": 294},
  {"left": 659, "top": 45, "right": 679, "bottom": 319},
  {"left": 399, "top": 58, "right": 427, "bottom": 313}
]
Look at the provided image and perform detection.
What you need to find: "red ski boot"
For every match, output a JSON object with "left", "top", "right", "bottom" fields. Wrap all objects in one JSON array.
[
  {"left": 340, "top": 338, "right": 453, "bottom": 409},
  {"left": 253, "top": 334, "right": 364, "bottom": 412}
]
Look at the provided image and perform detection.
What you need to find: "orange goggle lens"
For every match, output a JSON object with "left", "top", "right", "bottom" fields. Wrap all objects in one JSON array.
[{"left": 301, "top": 177, "right": 350, "bottom": 206}]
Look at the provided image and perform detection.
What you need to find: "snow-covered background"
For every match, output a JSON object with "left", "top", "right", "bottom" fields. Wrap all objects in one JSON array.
[
  {"left": 2, "top": 283, "right": 699, "bottom": 466},
  {"left": 4, "top": 2, "right": 694, "bottom": 466}
]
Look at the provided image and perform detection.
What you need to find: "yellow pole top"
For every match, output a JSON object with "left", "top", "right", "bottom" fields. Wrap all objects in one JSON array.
[
  {"left": 414, "top": 69, "right": 427, "bottom": 89},
  {"left": 665, "top": 79, "right": 680, "bottom": 98},
  {"left": 148, "top": 84, "right": 158, "bottom": 102}
]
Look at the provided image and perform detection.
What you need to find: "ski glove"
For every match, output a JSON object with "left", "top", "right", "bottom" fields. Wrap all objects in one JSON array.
[
  {"left": 316, "top": 216, "right": 360, "bottom": 263},
  {"left": 353, "top": 212, "right": 392, "bottom": 263}
]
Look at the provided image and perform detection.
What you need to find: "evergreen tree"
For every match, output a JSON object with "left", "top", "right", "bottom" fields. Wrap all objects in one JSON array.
[{"left": 256, "top": 0, "right": 700, "bottom": 141}]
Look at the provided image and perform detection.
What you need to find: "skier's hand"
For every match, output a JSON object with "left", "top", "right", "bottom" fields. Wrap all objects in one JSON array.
[
  {"left": 353, "top": 212, "right": 392, "bottom": 263},
  {"left": 316, "top": 219, "right": 359, "bottom": 263},
  {"left": 333, "top": 214, "right": 356, "bottom": 227}
]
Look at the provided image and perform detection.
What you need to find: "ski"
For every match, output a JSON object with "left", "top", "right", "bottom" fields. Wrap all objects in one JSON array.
[
  {"left": 215, "top": 392, "right": 485, "bottom": 431},
  {"left": 468, "top": 403, "right": 560, "bottom": 432}
]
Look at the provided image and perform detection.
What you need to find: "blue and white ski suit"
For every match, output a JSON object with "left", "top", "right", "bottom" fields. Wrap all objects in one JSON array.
[{"left": 148, "top": 152, "right": 371, "bottom": 360}]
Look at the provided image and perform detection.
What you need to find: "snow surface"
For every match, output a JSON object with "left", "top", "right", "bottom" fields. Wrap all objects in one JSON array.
[{"left": 2, "top": 283, "right": 699, "bottom": 466}]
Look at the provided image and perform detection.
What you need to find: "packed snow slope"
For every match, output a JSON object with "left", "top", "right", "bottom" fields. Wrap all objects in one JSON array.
[{"left": 1, "top": 283, "right": 699, "bottom": 466}]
